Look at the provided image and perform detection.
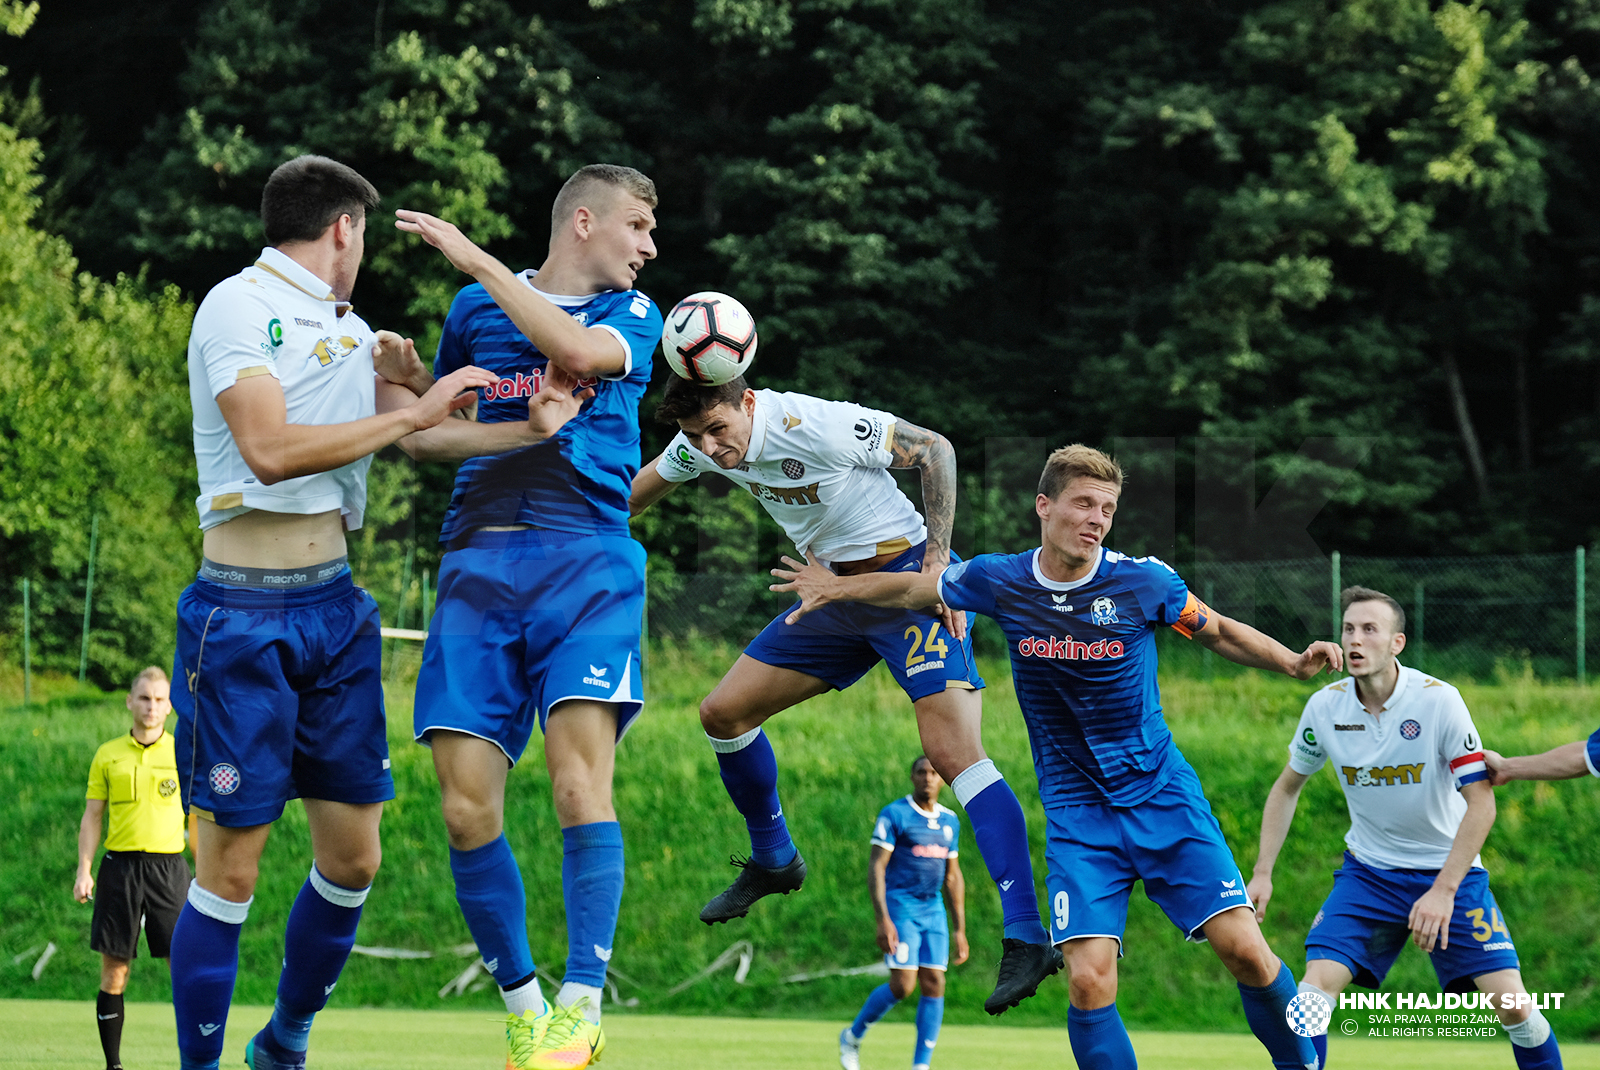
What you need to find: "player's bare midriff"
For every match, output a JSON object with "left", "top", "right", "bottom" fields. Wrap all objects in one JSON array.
[
  {"left": 831, "top": 536, "right": 923, "bottom": 577},
  {"left": 203, "top": 508, "right": 347, "bottom": 569}
]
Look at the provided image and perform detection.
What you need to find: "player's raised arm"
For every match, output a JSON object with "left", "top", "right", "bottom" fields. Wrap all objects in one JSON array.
[
  {"left": 1189, "top": 610, "right": 1343, "bottom": 679},
  {"left": 383, "top": 364, "right": 593, "bottom": 462},
  {"left": 1485, "top": 739, "right": 1595, "bottom": 784},
  {"left": 770, "top": 553, "right": 946, "bottom": 624},
  {"left": 1246, "top": 764, "right": 1313, "bottom": 922},
  {"left": 395, "top": 209, "right": 637, "bottom": 379},
  {"left": 217, "top": 365, "right": 496, "bottom": 485}
]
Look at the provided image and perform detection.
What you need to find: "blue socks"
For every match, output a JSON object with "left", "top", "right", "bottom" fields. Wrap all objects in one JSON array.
[
  {"left": 561, "top": 822, "right": 625, "bottom": 987},
  {"left": 171, "top": 882, "right": 250, "bottom": 1070},
  {"left": 1239, "top": 962, "right": 1318, "bottom": 1069},
  {"left": 450, "top": 834, "right": 536, "bottom": 987},
  {"left": 850, "top": 982, "right": 900, "bottom": 1037},
  {"left": 1067, "top": 1003, "right": 1138, "bottom": 1069},
  {"left": 1511, "top": 1033, "right": 1562, "bottom": 1069},
  {"left": 263, "top": 867, "right": 369, "bottom": 1054},
  {"left": 952, "top": 761, "right": 1048, "bottom": 944},
  {"left": 914, "top": 995, "right": 944, "bottom": 1067},
  {"left": 709, "top": 727, "right": 796, "bottom": 867},
  {"left": 1312, "top": 1033, "right": 1327, "bottom": 1068}
]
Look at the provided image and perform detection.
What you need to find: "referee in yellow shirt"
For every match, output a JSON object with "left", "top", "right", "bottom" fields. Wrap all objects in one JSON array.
[{"left": 74, "top": 667, "right": 192, "bottom": 1070}]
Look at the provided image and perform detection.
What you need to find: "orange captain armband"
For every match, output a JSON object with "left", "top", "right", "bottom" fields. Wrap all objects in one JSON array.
[{"left": 1171, "top": 592, "right": 1212, "bottom": 639}]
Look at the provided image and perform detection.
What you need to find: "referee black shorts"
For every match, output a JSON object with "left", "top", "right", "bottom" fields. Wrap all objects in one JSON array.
[{"left": 89, "top": 851, "right": 190, "bottom": 960}]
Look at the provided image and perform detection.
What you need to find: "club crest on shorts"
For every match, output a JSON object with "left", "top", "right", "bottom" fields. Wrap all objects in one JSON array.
[
  {"left": 1400, "top": 719, "right": 1421, "bottom": 740},
  {"left": 208, "top": 763, "right": 241, "bottom": 795}
]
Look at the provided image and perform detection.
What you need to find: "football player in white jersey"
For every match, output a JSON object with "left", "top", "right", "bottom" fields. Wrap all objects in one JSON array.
[
  {"left": 630, "top": 375, "right": 1062, "bottom": 1014},
  {"left": 1248, "top": 587, "right": 1562, "bottom": 1070},
  {"left": 169, "top": 155, "right": 584, "bottom": 1070}
]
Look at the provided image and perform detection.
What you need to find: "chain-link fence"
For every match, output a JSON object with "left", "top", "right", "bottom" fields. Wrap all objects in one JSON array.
[{"left": 645, "top": 550, "right": 1592, "bottom": 680}]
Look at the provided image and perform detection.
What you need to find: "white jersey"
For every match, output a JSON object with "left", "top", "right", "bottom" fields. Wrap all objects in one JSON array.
[
  {"left": 1289, "top": 664, "right": 1490, "bottom": 871},
  {"left": 656, "top": 389, "right": 926, "bottom": 563},
  {"left": 188, "top": 247, "right": 378, "bottom": 530}
]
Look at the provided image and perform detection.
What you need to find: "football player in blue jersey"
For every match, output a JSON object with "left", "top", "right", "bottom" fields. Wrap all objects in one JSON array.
[
  {"left": 774, "top": 444, "right": 1341, "bottom": 1070},
  {"left": 839, "top": 755, "right": 967, "bottom": 1070},
  {"left": 388, "top": 165, "right": 663, "bottom": 1069}
]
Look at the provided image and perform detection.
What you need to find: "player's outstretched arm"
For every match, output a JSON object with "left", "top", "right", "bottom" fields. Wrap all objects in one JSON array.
[
  {"left": 73, "top": 799, "right": 105, "bottom": 903},
  {"left": 769, "top": 553, "right": 947, "bottom": 625},
  {"left": 1485, "top": 741, "right": 1591, "bottom": 784},
  {"left": 386, "top": 364, "right": 594, "bottom": 462},
  {"left": 1193, "top": 612, "right": 1343, "bottom": 679},
  {"left": 1408, "top": 779, "right": 1495, "bottom": 953},
  {"left": 219, "top": 365, "right": 498, "bottom": 484},
  {"left": 944, "top": 856, "right": 969, "bottom": 966},
  {"left": 869, "top": 846, "right": 899, "bottom": 956},
  {"left": 888, "top": 421, "right": 956, "bottom": 569},
  {"left": 394, "top": 210, "right": 625, "bottom": 379},
  {"left": 1247, "top": 764, "right": 1312, "bottom": 922},
  {"left": 371, "top": 330, "right": 433, "bottom": 396},
  {"left": 630, "top": 456, "right": 681, "bottom": 515}
]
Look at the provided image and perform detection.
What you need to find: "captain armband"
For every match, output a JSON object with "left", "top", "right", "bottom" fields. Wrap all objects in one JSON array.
[{"left": 1170, "top": 592, "right": 1212, "bottom": 640}]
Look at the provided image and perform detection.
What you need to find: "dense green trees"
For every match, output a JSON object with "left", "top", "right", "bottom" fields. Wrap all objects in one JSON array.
[{"left": 4, "top": 0, "right": 1600, "bottom": 677}]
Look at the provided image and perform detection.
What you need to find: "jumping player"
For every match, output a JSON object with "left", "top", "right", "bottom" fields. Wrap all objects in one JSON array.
[
  {"left": 170, "top": 155, "right": 536, "bottom": 1070},
  {"left": 1250, "top": 587, "right": 1563, "bottom": 1070},
  {"left": 630, "top": 376, "right": 1060, "bottom": 1014},
  {"left": 773, "top": 444, "right": 1333, "bottom": 1070},
  {"left": 391, "top": 164, "right": 662, "bottom": 1069},
  {"left": 839, "top": 755, "right": 967, "bottom": 1070}
]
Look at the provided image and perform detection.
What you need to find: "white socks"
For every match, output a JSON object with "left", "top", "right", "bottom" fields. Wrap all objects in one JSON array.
[
  {"left": 557, "top": 981, "right": 604, "bottom": 1023},
  {"left": 501, "top": 975, "right": 546, "bottom": 1018},
  {"left": 1504, "top": 1006, "right": 1552, "bottom": 1047}
]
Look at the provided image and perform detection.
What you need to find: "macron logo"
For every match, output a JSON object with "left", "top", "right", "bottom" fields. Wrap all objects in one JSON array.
[
  {"left": 594, "top": 945, "right": 613, "bottom": 962},
  {"left": 199, "top": 1024, "right": 221, "bottom": 1037},
  {"left": 324, "top": 983, "right": 337, "bottom": 995}
]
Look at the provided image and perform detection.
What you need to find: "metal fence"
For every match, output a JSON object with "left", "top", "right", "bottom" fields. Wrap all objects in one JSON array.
[{"left": 644, "top": 549, "right": 1592, "bottom": 681}]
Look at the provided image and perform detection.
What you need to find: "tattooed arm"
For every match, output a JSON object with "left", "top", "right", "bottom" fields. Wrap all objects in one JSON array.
[{"left": 888, "top": 420, "right": 958, "bottom": 572}]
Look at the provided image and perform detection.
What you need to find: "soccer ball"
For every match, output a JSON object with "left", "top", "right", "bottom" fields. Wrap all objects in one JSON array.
[{"left": 661, "top": 291, "right": 758, "bottom": 385}]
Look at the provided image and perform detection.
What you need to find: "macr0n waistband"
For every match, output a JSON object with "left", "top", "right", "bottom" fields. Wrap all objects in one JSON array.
[{"left": 198, "top": 556, "right": 349, "bottom": 589}]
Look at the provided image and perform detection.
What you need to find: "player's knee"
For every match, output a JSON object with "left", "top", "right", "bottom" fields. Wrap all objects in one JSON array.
[
  {"left": 698, "top": 694, "right": 737, "bottom": 736},
  {"left": 1065, "top": 952, "right": 1117, "bottom": 1008},
  {"left": 100, "top": 957, "right": 130, "bottom": 993},
  {"left": 889, "top": 972, "right": 916, "bottom": 999},
  {"left": 919, "top": 970, "right": 945, "bottom": 998},
  {"left": 322, "top": 845, "right": 382, "bottom": 890},
  {"left": 439, "top": 792, "right": 501, "bottom": 850},
  {"left": 1215, "top": 940, "right": 1277, "bottom": 987},
  {"left": 1496, "top": 999, "right": 1531, "bottom": 1026}
]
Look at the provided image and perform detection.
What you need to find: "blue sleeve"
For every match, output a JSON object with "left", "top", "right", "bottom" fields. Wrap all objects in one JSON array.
[
  {"left": 1587, "top": 727, "right": 1600, "bottom": 778},
  {"left": 593, "top": 291, "right": 663, "bottom": 383},
  {"left": 433, "top": 287, "right": 478, "bottom": 377},
  {"left": 872, "top": 804, "right": 898, "bottom": 848},
  {"left": 1136, "top": 557, "right": 1210, "bottom": 638},
  {"left": 937, "top": 555, "right": 1001, "bottom": 617}
]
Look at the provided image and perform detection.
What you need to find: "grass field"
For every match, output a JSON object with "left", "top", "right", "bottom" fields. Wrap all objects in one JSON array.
[
  {"left": 3, "top": 1000, "right": 1597, "bottom": 1069},
  {"left": 3, "top": 644, "right": 1597, "bottom": 1043}
]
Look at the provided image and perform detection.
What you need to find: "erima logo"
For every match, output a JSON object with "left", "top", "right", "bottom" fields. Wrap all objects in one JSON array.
[
  {"left": 484, "top": 958, "right": 499, "bottom": 973},
  {"left": 324, "top": 983, "right": 337, "bottom": 995},
  {"left": 1000, "top": 880, "right": 1015, "bottom": 891},
  {"left": 590, "top": 665, "right": 607, "bottom": 677},
  {"left": 199, "top": 1024, "right": 221, "bottom": 1036},
  {"left": 594, "top": 945, "right": 613, "bottom": 962},
  {"left": 584, "top": 665, "right": 613, "bottom": 689},
  {"left": 1051, "top": 593, "right": 1069, "bottom": 604},
  {"left": 1220, "top": 878, "right": 1245, "bottom": 898},
  {"left": 1221, "top": 878, "right": 1237, "bottom": 888}
]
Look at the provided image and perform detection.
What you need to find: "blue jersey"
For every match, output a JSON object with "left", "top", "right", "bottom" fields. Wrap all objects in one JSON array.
[
  {"left": 1587, "top": 726, "right": 1600, "bottom": 778},
  {"left": 938, "top": 546, "right": 1210, "bottom": 809},
  {"left": 434, "top": 277, "right": 663, "bottom": 542},
  {"left": 872, "top": 796, "right": 961, "bottom": 907}
]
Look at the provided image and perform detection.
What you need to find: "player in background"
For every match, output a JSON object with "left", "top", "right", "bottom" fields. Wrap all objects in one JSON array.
[
  {"left": 772, "top": 444, "right": 1334, "bottom": 1070},
  {"left": 74, "top": 668, "right": 191, "bottom": 1070},
  {"left": 839, "top": 755, "right": 968, "bottom": 1070},
  {"left": 631, "top": 376, "right": 1060, "bottom": 1014},
  {"left": 390, "top": 164, "right": 661, "bottom": 1070},
  {"left": 169, "top": 155, "right": 548, "bottom": 1070},
  {"left": 1484, "top": 727, "right": 1600, "bottom": 786},
  {"left": 1249, "top": 587, "right": 1562, "bottom": 1070}
]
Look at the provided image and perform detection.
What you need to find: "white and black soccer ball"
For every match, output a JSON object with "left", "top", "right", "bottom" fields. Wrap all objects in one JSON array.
[{"left": 661, "top": 291, "right": 758, "bottom": 385}]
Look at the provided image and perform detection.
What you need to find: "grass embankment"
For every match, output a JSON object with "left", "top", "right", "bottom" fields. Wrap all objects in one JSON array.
[{"left": 2, "top": 645, "right": 1596, "bottom": 1040}]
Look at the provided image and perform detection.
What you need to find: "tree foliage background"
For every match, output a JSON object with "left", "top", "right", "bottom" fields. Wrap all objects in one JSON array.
[{"left": 4, "top": 0, "right": 1600, "bottom": 683}]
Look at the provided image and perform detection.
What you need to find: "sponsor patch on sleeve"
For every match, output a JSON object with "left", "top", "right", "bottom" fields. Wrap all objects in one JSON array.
[{"left": 1171, "top": 591, "right": 1212, "bottom": 639}]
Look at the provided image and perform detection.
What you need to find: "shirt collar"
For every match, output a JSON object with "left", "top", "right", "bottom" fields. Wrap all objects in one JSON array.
[
  {"left": 744, "top": 390, "right": 775, "bottom": 464},
  {"left": 255, "top": 247, "right": 349, "bottom": 315},
  {"left": 520, "top": 269, "right": 604, "bottom": 307},
  {"left": 1350, "top": 661, "right": 1409, "bottom": 715},
  {"left": 1031, "top": 545, "right": 1103, "bottom": 592},
  {"left": 905, "top": 795, "right": 939, "bottom": 819}
]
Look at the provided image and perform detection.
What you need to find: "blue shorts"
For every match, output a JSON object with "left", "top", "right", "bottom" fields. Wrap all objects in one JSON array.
[
  {"left": 886, "top": 901, "right": 950, "bottom": 971},
  {"left": 1044, "top": 761, "right": 1249, "bottom": 950},
  {"left": 745, "top": 544, "right": 983, "bottom": 702},
  {"left": 172, "top": 572, "right": 393, "bottom": 828},
  {"left": 414, "top": 528, "right": 645, "bottom": 764},
  {"left": 1306, "top": 851, "right": 1521, "bottom": 990}
]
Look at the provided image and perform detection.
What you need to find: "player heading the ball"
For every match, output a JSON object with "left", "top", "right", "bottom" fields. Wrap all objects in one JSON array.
[
  {"left": 773, "top": 444, "right": 1340, "bottom": 1070},
  {"left": 393, "top": 164, "right": 662, "bottom": 1070},
  {"left": 170, "top": 156, "right": 518, "bottom": 1070},
  {"left": 1250, "top": 587, "right": 1563, "bottom": 1070},
  {"left": 632, "top": 375, "right": 1062, "bottom": 1016}
]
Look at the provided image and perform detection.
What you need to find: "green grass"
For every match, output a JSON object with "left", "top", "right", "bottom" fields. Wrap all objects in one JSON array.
[
  {"left": 2, "top": 644, "right": 1597, "bottom": 1040},
  {"left": 3, "top": 1000, "right": 1598, "bottom": 1069}
]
